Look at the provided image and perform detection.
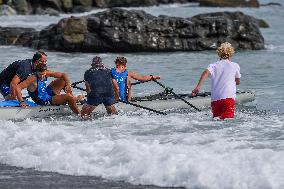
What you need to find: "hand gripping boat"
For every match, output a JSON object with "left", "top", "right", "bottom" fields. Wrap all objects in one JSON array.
[{"left": 0, "top": 91, "right": 255, "bottom": 120}]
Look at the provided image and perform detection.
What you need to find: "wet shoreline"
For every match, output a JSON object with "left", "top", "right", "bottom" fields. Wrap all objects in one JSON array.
[{"left": 0, "top": 164, "right": 184, "bottom": 189}]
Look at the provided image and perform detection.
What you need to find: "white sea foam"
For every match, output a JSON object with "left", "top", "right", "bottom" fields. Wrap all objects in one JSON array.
[
  {"left": 265, "top": 44, "right": 284, "bottom": 52},
  {"left": 0, "top": 112, "right": 283, "bottom": 189}
]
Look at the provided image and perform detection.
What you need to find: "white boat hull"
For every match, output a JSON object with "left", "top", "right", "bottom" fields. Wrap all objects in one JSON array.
[{"left": 0, "top": 91, "right": 255, "bottom": 120}]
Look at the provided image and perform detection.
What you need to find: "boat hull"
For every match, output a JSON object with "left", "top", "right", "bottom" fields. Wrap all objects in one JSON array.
[{"left": 0, "top": 91, "right": 255, "bottom": 120}]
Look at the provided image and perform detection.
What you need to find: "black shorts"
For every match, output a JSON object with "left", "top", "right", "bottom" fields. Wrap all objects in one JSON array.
[{"left": 87, "top": 96, "right": 115, "bottom": 106}]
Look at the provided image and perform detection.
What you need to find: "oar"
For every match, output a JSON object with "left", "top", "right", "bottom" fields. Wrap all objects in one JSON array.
[
  {"left": 70, "top": 82, "right": 166, "bottom": 115},
  {"left": 119, "top": 100, "right": 167, "bottom": 115},
  {"left": 71, "top": 80, "right": 85, "bottom": 87},
  {"left": 71, "top": 80, "right": 87, "bottom": 91},
  {"left": 132, "top": 80, "right": 152, "bottom": 86},
  {"left": 72, "top": 85, "right": 86, "bottom": 92},
  {"left": 151, "top": 78, "right": 201, "bottom": 112}
]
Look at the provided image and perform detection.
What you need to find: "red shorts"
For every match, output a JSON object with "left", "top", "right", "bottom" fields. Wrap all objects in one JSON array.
[{"left": 211, "top": 98, "right": 235, "bottom": 119}]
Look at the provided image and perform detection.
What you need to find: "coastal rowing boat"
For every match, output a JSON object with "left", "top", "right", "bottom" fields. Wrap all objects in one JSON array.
[{"left": 0, "top": 91, "right": 255, "bottom": 120}]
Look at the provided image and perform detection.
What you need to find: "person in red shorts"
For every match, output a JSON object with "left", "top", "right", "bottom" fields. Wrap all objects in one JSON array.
[{"left": 192, "top": 42, "right": 241, "bottom": 119}]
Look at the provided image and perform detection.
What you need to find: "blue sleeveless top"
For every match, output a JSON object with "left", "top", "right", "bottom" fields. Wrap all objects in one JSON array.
[
  {"left": 111, "top": 68, "right": 128, "bottom": 101},
  {"left": 28, "top": 75, "right": 53, "bottom": 105}
]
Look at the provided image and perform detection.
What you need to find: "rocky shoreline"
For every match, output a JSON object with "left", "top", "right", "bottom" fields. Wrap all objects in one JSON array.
[
  {"left": 0, "top": 0, "right": 266, "bottom": 16},
  {"left": 0, "top": 8, "right": 267, "bottom": 53}
]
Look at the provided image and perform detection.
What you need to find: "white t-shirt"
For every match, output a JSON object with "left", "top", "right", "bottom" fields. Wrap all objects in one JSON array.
[{"left": 207, "top": 59, "right": 241, "bottom": 101}]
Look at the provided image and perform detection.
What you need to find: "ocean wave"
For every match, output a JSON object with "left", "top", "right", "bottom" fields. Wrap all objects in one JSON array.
[{"left": 0, "top": 112, "right": 283, "bottom": 189}]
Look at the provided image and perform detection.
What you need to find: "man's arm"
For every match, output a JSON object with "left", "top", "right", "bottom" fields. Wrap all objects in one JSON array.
[
  {"left": 15, "top": 75, "right": 36, "bottom": 107},
  {"left": 112, "top": 79, "right": 120, "bottom": 101},
  {"left": 9, "top": 75, "right": 21, "bottom": 99},
  {"left": 128, "top": 71, "right": 160, "bottom": 81},
  {"left": 85, "top": 81, "right": 91, "bottom": 94},
  {"left": 192, "top": 69, "right": 210, "bottom": 96},
  {"left": 46, "top": 71, "right": 72, "bottom": 93},
  {"left": 126, "top": 76, "right": 132, "bottom": 101}
]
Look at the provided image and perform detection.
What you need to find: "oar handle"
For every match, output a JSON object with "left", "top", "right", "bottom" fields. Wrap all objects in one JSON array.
[
  {"left": 71, "top": 80, "right": 85, "bottom": 87},
  {"left": 120, "top": 100, "right": 167, "bottom": 115},
  {"left": 151, "top": 78, "right": 201, "bottom": 112},
  {"left": 70, "top": 82, "right": 166, "bottom": 115},
  {"left": 73, "top": 85, "right": 86, "bottom": 92}
]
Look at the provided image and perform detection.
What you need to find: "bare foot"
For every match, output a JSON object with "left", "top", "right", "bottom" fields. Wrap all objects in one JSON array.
[{"left": 75, "top": 95, "right": 85, "bottom": 102}]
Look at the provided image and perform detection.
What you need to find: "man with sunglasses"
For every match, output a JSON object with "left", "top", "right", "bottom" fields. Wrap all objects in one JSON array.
[
  {"left": 0, "top": 50, "right": 73, "bottom": 100},
  {"left": 0, "top": 50, "right": 47, "bottom": 100}
]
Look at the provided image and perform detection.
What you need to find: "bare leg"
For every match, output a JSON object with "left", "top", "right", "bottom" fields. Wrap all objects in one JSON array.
[
  {"left": 51, "top": 94, "right": 80, "bottom": 114},
  {"left": 81, "top": 104, "right": 96, "bottom": 118},
  {"left": 4, "top": 94, "right": 14, "bottom": 100},
  {"left": 105, "top": 105, "right": 118, "bottom": 115},
  {"left": 48, "top": 78, "right": 71, "bottom": 95}
]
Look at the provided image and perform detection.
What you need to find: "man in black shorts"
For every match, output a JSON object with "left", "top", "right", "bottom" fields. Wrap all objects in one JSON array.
[{"left": 81, "top": 56, "right": 119, "bottom": 117}]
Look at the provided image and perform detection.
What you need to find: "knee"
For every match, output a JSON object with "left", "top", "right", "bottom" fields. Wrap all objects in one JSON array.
[{"left": 66, "top": 93, "right": 74, "bottom": 101}]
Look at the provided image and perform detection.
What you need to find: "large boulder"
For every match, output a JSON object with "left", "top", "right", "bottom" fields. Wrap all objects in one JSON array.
[
  {"left": 190, "top": 11, "right": 265, "bottom": 49},
  {"left": 0, "top": 9, "right": 265, "bottom": 52},
  {"left": 199, "top": 0, "right": 260, "bottom": 7},
  {"left": 34, "top": 8, "right": 265, "bottom": 52}
]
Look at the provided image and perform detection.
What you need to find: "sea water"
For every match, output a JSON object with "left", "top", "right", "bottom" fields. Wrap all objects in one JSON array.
[{"left": 0, "top": 1, "right": 283, "bottom": 189}]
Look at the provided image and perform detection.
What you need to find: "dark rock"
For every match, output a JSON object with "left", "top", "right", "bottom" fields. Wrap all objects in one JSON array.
[
  {"left": 60, "top": 0, "right": 73, "bottom": 11},
  {"left": 0, "top": 26, "right": 38, "bottom": 46},
  {"left": 7, "top": 0, "right": 33, "bottom": 14},
  {"left": 93, "top": 0, "right": 158, "bottom": 8},
  {"left": 0, "top": 9, "right": 265, "bottom": 52},
  {"left": 38, "top": 9, "right": 265, "bottom": 52},
  {"left": 0, "top": 4, "right": 17, "bottom": 15},
  {"left": 71, "top": 5, "right": 92, "bottom": 13},
  {"left": 93, "top": 0, "right": 197, "bottom": 8},
  {"left": 1, "top": 0, "right": 198, "bottom": 13},
  {"left": 261, "top": 2, "right": 282, "bottom": 7},
  {"left": 35, "top": 7, "right": 60, "bottom": 16},
  {"left": 199, "top": 0, "right": 260, "bottom": 8},
  {"left": 73, "top": 0, "right": 93, "bottom": 7}
]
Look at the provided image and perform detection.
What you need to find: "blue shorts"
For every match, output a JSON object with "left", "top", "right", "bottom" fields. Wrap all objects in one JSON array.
[
  {"left": 30, "top": 86, "right": 54, "bottom": 105},
  {"left": 87, "top": 96, "right": 115, "bottom": 106},
  {"left": 0, "top": 83, "right": 10, "bottom": 98}
]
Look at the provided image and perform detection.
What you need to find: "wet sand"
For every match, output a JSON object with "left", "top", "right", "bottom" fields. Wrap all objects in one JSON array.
[{"left": 0, "top": 164, "right": 185, "bottom": 189}]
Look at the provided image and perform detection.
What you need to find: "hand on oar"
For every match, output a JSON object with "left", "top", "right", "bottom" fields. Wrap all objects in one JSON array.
[{"left": 192, "top": 86, "right": 200, "bottom": 97}]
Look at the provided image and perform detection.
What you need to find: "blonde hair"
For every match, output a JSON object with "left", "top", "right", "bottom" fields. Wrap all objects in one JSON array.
[{"left": 216, "top": 42, "right": 235, "bottom": 59}]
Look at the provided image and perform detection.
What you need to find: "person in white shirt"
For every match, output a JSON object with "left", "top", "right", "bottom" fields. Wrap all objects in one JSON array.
[{"left": 192, "top": 42, "right": 241, "bottom": 119}]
